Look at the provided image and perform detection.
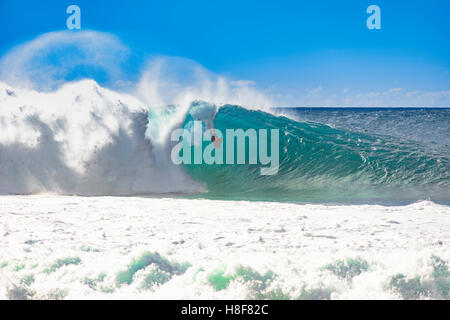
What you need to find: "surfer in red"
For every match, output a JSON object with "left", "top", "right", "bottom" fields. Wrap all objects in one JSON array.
[{"left": 210, "top": 127, "right": 223, "bottom": 149}]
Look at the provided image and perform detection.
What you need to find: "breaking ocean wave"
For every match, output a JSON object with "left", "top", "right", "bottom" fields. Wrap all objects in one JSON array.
[{"left": 0, "top": 80, "right": 449, "bottom": 204}]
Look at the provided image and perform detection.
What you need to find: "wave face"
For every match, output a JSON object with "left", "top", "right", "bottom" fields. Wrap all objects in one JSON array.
[
  {"left": 1, "top": 81, "right": 449, "bottom": 203},
  {"left": 182, "top": 103, "right": 450, "bottom": 203}
]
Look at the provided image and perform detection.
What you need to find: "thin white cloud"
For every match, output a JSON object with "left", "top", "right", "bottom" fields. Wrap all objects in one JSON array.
[
  {"left": 267, "top": 87, "right": 450, "bottom": 107},
  {"left": 349, "top": 89, "right": 450, "bottom": 107},
  {"left": 309, "top": 86, "right": 323, "bottom": 95},
  {"left": 230, "top": 80, "right": 256, "bottom": 87}
]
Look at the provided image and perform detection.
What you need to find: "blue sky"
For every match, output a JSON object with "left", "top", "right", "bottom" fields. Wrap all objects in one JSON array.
[{"left": 0, "top": 0, "right": 449, "bottom": 106}]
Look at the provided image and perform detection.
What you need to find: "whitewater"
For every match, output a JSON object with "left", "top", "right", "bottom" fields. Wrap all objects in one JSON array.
[
  {"left": 0, "top": 79, "right": 206, "bottom": 195},
  {"left": 0, "top": 196, "right": 449, "bottom": 300}
]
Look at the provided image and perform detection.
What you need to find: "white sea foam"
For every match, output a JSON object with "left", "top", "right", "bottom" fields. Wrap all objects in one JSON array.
[
  {"left": 0, "top": 77, "right": 276, "bottom": 195},
  {"left": 0, "top": 80, "right": 204, "bottom": 195},
  {"left": 0, "top": 196, "right": 448, "bottom": 299}
]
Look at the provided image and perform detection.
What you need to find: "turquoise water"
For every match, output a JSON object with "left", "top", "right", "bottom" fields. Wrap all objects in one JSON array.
[{"left": 174, "top": 104, "right": 450, "bottom": 203}]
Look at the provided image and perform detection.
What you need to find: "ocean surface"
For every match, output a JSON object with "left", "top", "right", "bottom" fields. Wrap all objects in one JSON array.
[
  {"left": 0, "top": 81, "right": 449, "bottom": 300},
  {"left": 0, "top": 81, "right": 449, "bottom": 205}
]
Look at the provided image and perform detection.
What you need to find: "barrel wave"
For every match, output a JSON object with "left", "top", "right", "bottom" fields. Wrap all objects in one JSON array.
[{"left": 181, "top": 103, "right": 450, "bottom": 203}]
